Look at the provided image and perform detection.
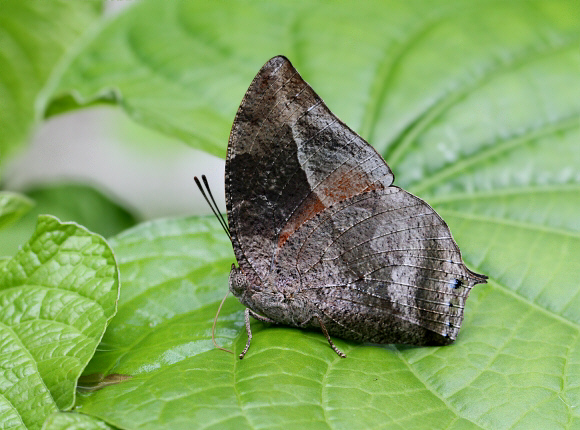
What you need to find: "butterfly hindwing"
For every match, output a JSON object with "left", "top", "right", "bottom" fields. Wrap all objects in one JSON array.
[
  {"left": 226, "top": 56, "right": 394, "bottom": 283},
  {"left": 274, "top": 187, "right": 486, "bottom": 345}
]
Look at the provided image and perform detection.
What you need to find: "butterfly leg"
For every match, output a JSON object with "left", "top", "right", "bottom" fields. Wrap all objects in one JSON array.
[
  {"left": 239, "top": 308, "right": 277, "bottom": 359},
  {"left": 316, "top": 316, "right": 346, "bottom": 358},
  {"left": 239, "top": 308, "right": 253, "bottom": 359}
]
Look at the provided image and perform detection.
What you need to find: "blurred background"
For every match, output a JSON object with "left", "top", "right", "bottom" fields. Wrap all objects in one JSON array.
[
  {"left": 3, "top": 1, "right": 224, "bottom": 221},
  {"left": 4, "top": 104, "right": 225, "bottom": 219}
]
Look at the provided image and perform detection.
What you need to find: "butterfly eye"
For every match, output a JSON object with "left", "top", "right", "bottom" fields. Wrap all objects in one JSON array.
[{"left": 229, "top": 266, "right": 251, "bottom": 296}]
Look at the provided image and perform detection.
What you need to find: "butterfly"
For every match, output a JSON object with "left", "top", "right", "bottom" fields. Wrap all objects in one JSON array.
[{"left": 198, "top": 55, "right": 487, "bottom": 359}]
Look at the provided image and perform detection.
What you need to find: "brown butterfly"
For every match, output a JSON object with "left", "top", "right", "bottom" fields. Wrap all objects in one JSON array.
[{"left": 198, "top": 56, "right": 486, "bottom": 359}]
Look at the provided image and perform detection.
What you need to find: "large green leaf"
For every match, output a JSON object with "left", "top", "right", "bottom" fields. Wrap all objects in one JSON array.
[
  {"left": 0, "top": 215, "right": 119, "bottom": 429},
  {"left": 52, "top": 0, "right": 580, "bottom": 159},
  {"left": 44, "top": 0, "right": 579, "bottom": 428},
  {"left": 74, "top": 209, "right": 579, "bottom": 429},
  {"left": 0, "top": 0, "right": 102, "bottom": 160}
]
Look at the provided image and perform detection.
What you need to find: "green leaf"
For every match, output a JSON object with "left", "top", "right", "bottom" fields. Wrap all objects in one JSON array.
[
  {"left": 46, "top": 0, "right": 579, "bottom": 428},
  {"left": 0, "top": 183, "right": 138, "bottom": 257},
  {"left": 80, "top": 217, "right": 235, "bottom": 378},
  {"left": 0, "top": 191, "right": 34, "bottom": 229},
  {"left": 0, "top": 0, "right": 102, "bottom": 160},
  {"left": 75, "top": 208, "right": 579, "bottom": 429},
  {"left": 0, "top": 215, "right": 119, "bottom": 429},
  {"left": 43, "top": 412, "right": 114, "bottom": 430},
  {"left": 74, "top": 217, "right": 238, "bottom": 428},
  {"left": 51, "top": 0, "right": 580, "bottom": 160}
]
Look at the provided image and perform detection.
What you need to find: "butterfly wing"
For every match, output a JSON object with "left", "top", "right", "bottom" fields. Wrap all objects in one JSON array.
[
  {"left": 274, "top": 187, "right": 487, "bottom": 345},
  {"left": 226, "top": 56, "right": 394, "bottom": 284}
]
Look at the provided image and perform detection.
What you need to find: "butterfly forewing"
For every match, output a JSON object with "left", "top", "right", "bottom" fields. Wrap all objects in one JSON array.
[{"left": 226, "top": 56, "right": 394, "bottom": 283}]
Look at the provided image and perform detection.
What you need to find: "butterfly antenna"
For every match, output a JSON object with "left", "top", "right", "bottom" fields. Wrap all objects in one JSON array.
[
  {"left": 194, "top": 175, "right": 231, "bottom": 240},
  {"left": 212, "top": 291, "right": 233, "bottom": 354},
  {"left": 201, "top": 175, "right": 230, "bottom": 237}
]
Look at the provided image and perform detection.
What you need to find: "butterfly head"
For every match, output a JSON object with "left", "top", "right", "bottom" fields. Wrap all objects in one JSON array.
[{"left": 228, "top": 264, "right": 255, "bottom": 300}]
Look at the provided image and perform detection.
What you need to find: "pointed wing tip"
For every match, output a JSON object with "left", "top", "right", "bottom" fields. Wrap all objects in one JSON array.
[
  {"left": 252, "top": 56, "right": 295, "bottom": 83},
  {"left": 268, "top": 54, "right": 290, "bottom": 63},
  {"left": 263, "top": 55, "right": 293, "bottom": 71},
  {"left": 469, "top": 270, "right": 488, "bottom": 285}
]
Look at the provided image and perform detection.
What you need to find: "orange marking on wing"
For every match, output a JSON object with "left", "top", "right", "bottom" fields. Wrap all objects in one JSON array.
[
  {"left": 319, "top": 166, "right": 383, "bottom": 204},
  {"left": 277, "top": 165, "right": 385, "bottom": 249},
  {"left": 278, "top": 193, "right": 325, "bottom": 248}
]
